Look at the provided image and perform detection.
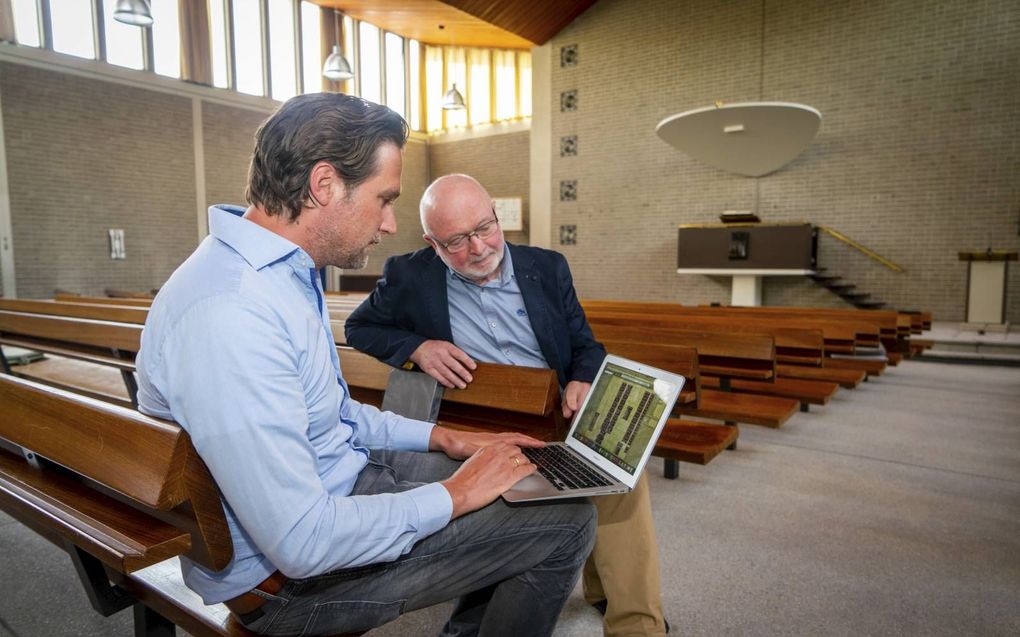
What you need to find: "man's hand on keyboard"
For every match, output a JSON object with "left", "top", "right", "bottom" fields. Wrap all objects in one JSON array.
[{"left": 441, "top": 442, "right": 537, "bottom": 518}]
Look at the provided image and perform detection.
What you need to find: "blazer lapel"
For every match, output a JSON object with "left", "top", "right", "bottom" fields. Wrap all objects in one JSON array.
[
  {"left": 512, "top": 245, "right": 560, "bottom": 372},
  {"left": 422, "top": 250, "right": 454, "bottom": 341}
]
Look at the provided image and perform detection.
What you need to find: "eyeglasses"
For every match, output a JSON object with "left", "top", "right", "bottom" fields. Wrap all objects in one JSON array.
[{"left": 433, "top": 212, "right": 500, "bottom": 253}]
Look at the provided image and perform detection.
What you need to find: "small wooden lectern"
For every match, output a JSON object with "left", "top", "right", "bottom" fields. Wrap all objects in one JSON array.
[{"left": 958, "top": 250, "right": 1017, "bottom": 327}]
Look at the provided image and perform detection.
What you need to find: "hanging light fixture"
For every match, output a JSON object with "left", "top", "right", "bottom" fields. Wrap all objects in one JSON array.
[
  {"left": 438, "top": 24, "right": 465, "bottom": 111},
  {"left": 322, "top": 11, "right": 355, "bottom": 82},
  {"left": 323, "top": 45, "right": 354, "bottom": 81},
  {"left": 113, "top": 0, "right": 153, "bottom": 27},
  {"left": 442, "top": 84, "right": 466, "bottom": 110}
]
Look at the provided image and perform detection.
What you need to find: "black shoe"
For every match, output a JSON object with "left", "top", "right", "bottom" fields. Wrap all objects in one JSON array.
[{"left": 590, "top": 600, "right": 670, "bottom": 633}]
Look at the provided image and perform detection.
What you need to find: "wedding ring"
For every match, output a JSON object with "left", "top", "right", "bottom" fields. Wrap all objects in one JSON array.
[{"left": 512, "top": 455, "right": 521, "bottom": 467}]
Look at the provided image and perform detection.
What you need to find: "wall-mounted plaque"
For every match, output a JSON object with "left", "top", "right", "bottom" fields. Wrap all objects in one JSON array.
[{"left": 493, "top": 197, "right": 523, "bottom": 231}]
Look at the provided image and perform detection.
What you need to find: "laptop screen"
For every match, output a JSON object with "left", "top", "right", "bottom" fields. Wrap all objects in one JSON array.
[{"left": 570, "top": 361, "right": 671, "bottom": 475}]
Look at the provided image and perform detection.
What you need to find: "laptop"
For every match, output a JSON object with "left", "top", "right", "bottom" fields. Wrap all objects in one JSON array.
[{"left": 503, "top": 354, "right": 685, "bottom": 503}]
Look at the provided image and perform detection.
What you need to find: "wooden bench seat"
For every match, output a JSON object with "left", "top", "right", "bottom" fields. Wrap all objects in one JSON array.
[
  {"left": 823, "top": 356, "right": 886, "bottom": 377},
  {"left": 690, "top": 390, "right": 800, "bottom": 428},
  {"left": 777, "top": 364, "right": 865, "bottom": 389},
  {"left": 701, "top": 375, "right": 838, "bottom": 408}
]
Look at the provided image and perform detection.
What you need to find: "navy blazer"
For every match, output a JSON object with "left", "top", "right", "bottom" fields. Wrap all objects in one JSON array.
[{"left": 345, "top": 243, "right": 606, "bottom": 387}]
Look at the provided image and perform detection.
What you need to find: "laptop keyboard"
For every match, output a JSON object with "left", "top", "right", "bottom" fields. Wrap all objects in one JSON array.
[{"left": 522, "top": 446, "right": 613, "bottom": 491}]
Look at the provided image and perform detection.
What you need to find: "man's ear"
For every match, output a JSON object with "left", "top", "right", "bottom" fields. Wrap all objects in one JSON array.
[
  {"left": 423, "top": 234, "right": 437, "bottom": 249},
  {"left": 308, "top": 161, "right": 344, "bottom": 207}
]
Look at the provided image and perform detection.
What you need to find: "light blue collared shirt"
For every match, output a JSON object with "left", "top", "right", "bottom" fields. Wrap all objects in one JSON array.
[
  {"left": 136, "top": 205, "right": 452, "bottom": 604},
  {"left": 446, "top": 248, "right": 548, "bottom": 369}
]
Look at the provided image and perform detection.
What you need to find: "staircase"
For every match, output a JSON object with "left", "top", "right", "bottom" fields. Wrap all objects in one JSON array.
[{"left": 809, "top": 268, "right": 887, "bottom": 309}]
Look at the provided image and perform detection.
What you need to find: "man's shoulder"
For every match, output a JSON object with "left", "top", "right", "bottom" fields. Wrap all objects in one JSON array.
[
  {"left": 390, "top": 246, "right": 439, "bottom": 266},
  {"left": 383, "top": 246, "right": 440, "bottom": 276},
  {"left": 508, "top": 243, "right": 568, "bottom": 269}
]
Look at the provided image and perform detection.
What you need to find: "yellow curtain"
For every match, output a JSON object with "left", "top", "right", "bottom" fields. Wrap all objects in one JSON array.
[
  {"left": 425, "top": 45, "right": 443, "bottom": 132},
  {"left": 493, "top": 50, "right": 517, "bottom": 121},
  {"left": 517, "top": 51, "right": 532, "bottom": 118},
  {"left": 179, "top": 0, "right": 212, "bottom": 86},
  {"left": 467, "top": 48, "right": 490, "bottom": 127}
]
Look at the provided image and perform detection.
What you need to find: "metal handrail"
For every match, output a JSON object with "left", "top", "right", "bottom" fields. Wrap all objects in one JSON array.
[{"left": 817, "top": 226, "right": 905, "bottom": 272}]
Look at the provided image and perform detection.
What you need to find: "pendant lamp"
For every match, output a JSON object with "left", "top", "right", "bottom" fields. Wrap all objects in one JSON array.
[
  {"left": 323, "top": 45, "right": 354, "bottom": 81},
  {"left": 442, "top": 83, "right": 466, "bottom": 110},
  {"left": 322, "top": 11, "right": 354, "bottom": 82},
  {"left": 113, "top": 0, "right": 153, "bottom": 26}
]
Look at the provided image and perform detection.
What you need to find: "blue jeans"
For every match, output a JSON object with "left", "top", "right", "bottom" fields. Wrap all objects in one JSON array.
[{"left": 242, "top": 450, "right": 596, "bottom": 637}]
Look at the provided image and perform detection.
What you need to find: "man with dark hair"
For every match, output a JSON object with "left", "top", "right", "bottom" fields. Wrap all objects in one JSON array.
[
  {"left": 346, "top": 174, "right": 670, "bottom": 637},
  {"left": 136, "top": 94, "right": 595, "bottom": 637}
]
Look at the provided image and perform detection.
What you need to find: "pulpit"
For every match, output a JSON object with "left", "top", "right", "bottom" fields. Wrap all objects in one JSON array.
[{"left": 677, "top": 223, "right": 816, "bottom": 306}]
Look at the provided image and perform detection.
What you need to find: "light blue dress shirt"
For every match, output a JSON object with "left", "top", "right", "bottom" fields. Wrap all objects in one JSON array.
[
  {"left": 446, "top": 248, "right": 549, "bottom": 370},
  {"left": 136, "top": 205, "right": 452, "bottom": 604}
]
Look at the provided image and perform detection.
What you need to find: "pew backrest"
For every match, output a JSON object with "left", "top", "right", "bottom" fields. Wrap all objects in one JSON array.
[{"left": 0, "top": 375, "right": 230, "bottom": 573}]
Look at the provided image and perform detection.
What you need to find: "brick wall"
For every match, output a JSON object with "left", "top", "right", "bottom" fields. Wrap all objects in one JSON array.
[
  {"left": 549, "top": 0, "right": 1020, "bottom": 321},
  {"left": 360, "top": 138, "right": 431, "bottom": 276},
  {"left": 429, "top": 131, "right": 530, "bottom": 246},
  {"left": 1, "top": 62, "right": 197, "bottom": 298},
  {"left": 202, "top": 102, "right": 266, "bottom": 209}
]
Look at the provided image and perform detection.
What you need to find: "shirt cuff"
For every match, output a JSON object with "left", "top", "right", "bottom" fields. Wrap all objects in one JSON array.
[
  {"left": 388, "top": 415, "right": 435, "bottom": 452},
  {"left": 407, "top": 481, "right": 454, "bottom": 534}
]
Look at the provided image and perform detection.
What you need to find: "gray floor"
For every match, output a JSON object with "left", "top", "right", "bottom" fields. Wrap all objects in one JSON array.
[{"left": 1, "top": 360, "right": 1018, "bottom": 636}]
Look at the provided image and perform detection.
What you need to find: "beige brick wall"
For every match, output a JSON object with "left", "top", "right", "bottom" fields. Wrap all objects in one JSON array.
[
  {"left": 549, "top": 0, "right": 1020, "bottom": 321},
  {"left": 428, "top": 131, "right": 530, "bottom": 246},
  {"left": 360, "top": 138, "right": 431, "bottom": 276},
  {"left": 1, "top": 62, "right": 197, "bottom": 298},
  {"left": 202, "top": 102, "right": 266, "bottom": 209}
]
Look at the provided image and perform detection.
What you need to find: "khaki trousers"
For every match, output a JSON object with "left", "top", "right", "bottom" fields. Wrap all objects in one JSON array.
[{"left": 582, "top": 473, "right": 668, "bottom": 637}]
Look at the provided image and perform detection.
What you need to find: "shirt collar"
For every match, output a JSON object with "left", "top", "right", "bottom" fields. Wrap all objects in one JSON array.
[
  {"left": 445, "top": 243, "right": 515, "bottom": 288},
  {"left": 208, "top": 205, "right": 310, "bottom": 270}
]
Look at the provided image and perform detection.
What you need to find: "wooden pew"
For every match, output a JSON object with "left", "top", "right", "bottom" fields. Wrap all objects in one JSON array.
[
  {"left": 0, "top": 308, "right": 142, "bottom": 406},
  {"left": 336, "top": 347, "right": 738, "bottom": 479},
  {"left": 55, "top": 293, "right": 154, "bottom": 307},
  {"left": 585, "top": 312, "right": 839, "bottom": 409},
  {"left": 0, "top": 375, "right": 374, "bottom": 637},
  {"left": 0, "top": 298, "right": 149, "bottom": 324},
  {"left": 588, "top": 323, "right": 800, "bottom": 428},
  {"left": 587, "top": 301, "right": 889, "bottom": 377},
  {"left": 0, "top": 375, "right": 249, "bottom": 636}
]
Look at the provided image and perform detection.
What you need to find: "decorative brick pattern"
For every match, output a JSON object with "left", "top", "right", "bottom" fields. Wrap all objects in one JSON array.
[
  {"left": 560, "top": 135, "right": 578, "bottom": 157},
  {"left": 559, "top": 180, "right": 577, "bottom": 202},
  {"left": 550, "top": 0, "right": 1020, "bottom": 321},
  {"left": 560, "top": 45, "right": 579, "bottom": 68},
  {"left": 560, "top": 225, "right": 577, "bottom": 246},
  {"left": 560, "top": 90, "right": 578, "bottom": 112}
]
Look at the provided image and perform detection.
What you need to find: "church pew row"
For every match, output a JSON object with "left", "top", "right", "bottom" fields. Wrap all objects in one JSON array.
[
  {"left": 581, "top": 301, "right": 892, "bottom": 378},
  {"left": 330, "top": 313, "right": 800, "bottom": 430},
  {"left": 0, "top": 304, "right": 737, "bottom": 478}
]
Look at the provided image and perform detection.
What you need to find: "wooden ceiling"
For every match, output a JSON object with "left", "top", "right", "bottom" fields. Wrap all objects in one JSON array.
[{"left": 313, "top": 0, "right": 599, "bottom": 49}]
